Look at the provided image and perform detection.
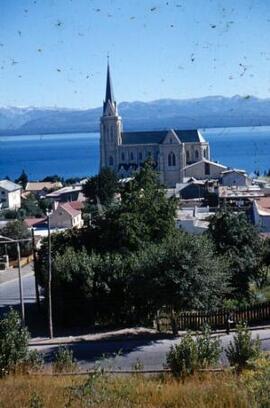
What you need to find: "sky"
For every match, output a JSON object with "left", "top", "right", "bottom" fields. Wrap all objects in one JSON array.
[{"left": 1, "top": 0, "right": 270, "bottom": 108}]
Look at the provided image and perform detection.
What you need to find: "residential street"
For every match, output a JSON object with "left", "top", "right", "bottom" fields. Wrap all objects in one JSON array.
[{"left": 1, "top": 273, "right": 270, "bottom": 371}]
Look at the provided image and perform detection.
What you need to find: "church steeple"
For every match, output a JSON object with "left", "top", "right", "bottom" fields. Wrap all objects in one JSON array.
[{"left": 103, "top": 58, "right": 117, "bottom": 114}]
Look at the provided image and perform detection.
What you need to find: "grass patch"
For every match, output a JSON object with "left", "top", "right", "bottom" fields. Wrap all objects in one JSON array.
[{"left": 0, "top": 372, "right": 250, "bottom": 407}]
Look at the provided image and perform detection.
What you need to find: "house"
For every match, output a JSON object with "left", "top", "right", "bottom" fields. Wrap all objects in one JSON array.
[
  {"left": 220, "top": 169, "right": 252, "bottom": 187},
  {"left": 182, "top": 159, "right": 227, "bottom": 180},
  {"left": 46, "top": 185, "right": 85, "bottom": 203},
  {"left": 25, "top": 181, "right": 63, "bottom": 197},
  {"left": 175, "top": 206, "right": 215, "bottom": 234},
  {"left": 0, "top": 180, "right": 21, "bottom": 210},
  {"left": 49, "top": 202, "right": 83, "bottom": 229},
  {"left": 253, "top": 197, "right": 270, "bottom": 232},
  {"left": 177, "top": 179, "right": 207, "bottom": 200},
  {"left": 218, "top": 185, "right": 264, "bottom": 208}
]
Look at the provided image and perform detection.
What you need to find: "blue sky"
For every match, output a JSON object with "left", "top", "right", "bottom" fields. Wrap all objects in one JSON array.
[{"left": 1, "top": 0, "right": 270, "bottom": 108}]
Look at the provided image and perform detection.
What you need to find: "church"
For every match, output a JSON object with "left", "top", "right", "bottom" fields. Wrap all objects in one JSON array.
[{"left": 100, "top": 63, "right": 211, "bottom": 187}]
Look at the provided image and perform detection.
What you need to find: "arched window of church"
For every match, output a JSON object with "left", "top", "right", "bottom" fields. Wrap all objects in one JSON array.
[
  {"left": 203, "top": 149, "right": 207, "bottom": 158},
  {"left": 139, "top": 152, "right": 142, "bottom": 161},
  {"left": 195, "top": 150, "right": 199, "bottom": 159},
  {"left": 186, "top": 151, "right": 190, "bottom": 161},
  {"left": 168, "top": 152, "right": 176, "bottom": 167},
  {"left": 109, "top": 156, "right": 113, "bottom": 166},
  {"left": 121, "top": 152, "right": 125, "bottom": 162},
  {"left": 130, "top": 152, "right": 134, "bottom": 161}
]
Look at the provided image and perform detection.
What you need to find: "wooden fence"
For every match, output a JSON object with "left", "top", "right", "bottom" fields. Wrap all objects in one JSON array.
[{"left": 157, "top": 301, "right": 270, "bottom": 332}]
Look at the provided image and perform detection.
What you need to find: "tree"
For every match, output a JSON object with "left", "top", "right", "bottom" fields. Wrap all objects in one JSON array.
[
  {"left": 0, "top": 309, "right": 29, "bottom": 376},
  {"left": 93, "top": 160, "right": 177, "bottom": 252},
  {"left": 208, "top": 210, "right": 262, "bottom": 298},
  {"left": 15, "top": 170, "right": 28, "bottom": 189},
  {"left": 0, "top": 220, "right": 31, "bottom": 259},
  {"left": 83, "top": 167, "right": 118, "bottom": 206}
]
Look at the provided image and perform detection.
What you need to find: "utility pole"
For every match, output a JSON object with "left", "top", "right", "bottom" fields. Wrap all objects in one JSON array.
[
  {"left": 31, "top": 228, "right": 40, "bottom": 309},
  {"left": 47, "top": 213, "right": 53, "bottom": 338},
  {"left": 16, "top": 241, "right": 25, "bottom": 326}
]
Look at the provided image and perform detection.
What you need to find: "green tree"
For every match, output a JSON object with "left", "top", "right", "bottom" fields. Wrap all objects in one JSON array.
[
  {"left": 83, "top": 167, "right": 118, "bottom": 206},
  {"left": 0, "top": 220, "right": 31, "bottom": 259},
  {"left": 93, "top": 161, "right": 177, "bottom": 252},
  {"left": 0, "top": 309, "right": 29, "bottom": 376},
  {"left": 15, "top": 169, "right": 28, "bottom": 189},
  {"left": 208, "top": 210, "right": 262, "bottom": 298}
]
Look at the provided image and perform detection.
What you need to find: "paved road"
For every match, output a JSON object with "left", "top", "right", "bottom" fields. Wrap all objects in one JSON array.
[
  {"left": 31, "top": 328, "right": 270, "bottom": 371},
  {"left": 2, "top": 275, "right": 270, "bottom": 371}
]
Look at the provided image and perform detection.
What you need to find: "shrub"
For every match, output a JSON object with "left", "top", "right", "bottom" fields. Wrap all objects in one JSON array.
[
  {"left": 166, "top": 326, "right": 222, "bottom": 378},
  {"left": 226, "top": 323, "right": 261, "bottom": 371},
  {"left": 0, "top": 309, "right": 30, "bottom": 376},
  {"left": 166, "top": 332, "right": 198, "bottom": 378},
  {"left": 52, "top": 346, "right": 77, "bottom": 373},
  {"left": 196, "top": 324, "right": 222, "bottom": 368},
  {"left": 242, "top": 356, "right": 270, "bottom": 408}
]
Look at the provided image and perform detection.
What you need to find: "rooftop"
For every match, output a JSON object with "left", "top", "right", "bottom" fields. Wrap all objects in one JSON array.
[
  {"left": 121, "top": 129, "right": 205, "bottom": 145},
  {"left": 25, "top": 181, "right": 63, "bottom": 192},
  {"left": 46, "top": 185, "right": 82, "bottom": 198},
  {"left": 0, "top": 180, "right": 22, "bottom": 192}
]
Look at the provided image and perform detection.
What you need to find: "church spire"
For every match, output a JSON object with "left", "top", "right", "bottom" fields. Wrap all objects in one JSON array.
[{"left": 105, "top": 57, "right": 114, "bottom": 104}]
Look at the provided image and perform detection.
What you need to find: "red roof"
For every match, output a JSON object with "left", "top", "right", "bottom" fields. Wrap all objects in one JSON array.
[
  {"left": 68, "top": 201, "right": 84, "bottom": 211},
  {"left": 59, "top": 202, "right": 81, "bottom": 217},
  {"left": 24, "top": 218, "right": 46, "bottom": 227}
]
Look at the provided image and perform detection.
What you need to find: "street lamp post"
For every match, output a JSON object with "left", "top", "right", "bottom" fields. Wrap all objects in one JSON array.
[{"left": 47, "top": 212, "right": 53, "bottom": 339}]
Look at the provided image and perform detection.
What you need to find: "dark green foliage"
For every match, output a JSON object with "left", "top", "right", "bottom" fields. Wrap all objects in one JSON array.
[
  {"left": 20, "top": 194, "right": 44, "bottom": 218},
  {"left": 42, "top": 175, "right": 63, "bottom": 183},
  {"left": 226, "top": 323, "right": 261, "bottom": 370},
  {"left": 166, "top": 333, "right": 198, "bottom": 378},
  {"left": 0, "top": 220, "right": 31, "bottom": 259},
  {"left": 52, "top": 346, "right": 77, "bottom": 373},
  {"left": 93, "top": 161, "right": 177, "bottom": 252},
  {"left": 166, "top": 326, "right": 222, "bottom": 378},
  {"left": 15, "top": 169, "right": 28, "bottom": 189},
  {"left": 0, "top": 309, "right": 29, "bottom": 376},
  {"left": 83, "top": 167, "right": 118, "bottom": 206},
  {"left": 196, "top": 325, "right": 222, "bottom": 368},
  {"left": 208, "top": 210, "right": 262, "bottom": 298}
]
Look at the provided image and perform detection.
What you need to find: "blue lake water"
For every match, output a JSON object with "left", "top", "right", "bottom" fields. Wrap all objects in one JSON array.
[{"left": 0, "top": 127, "right": 269, "bottom": 180}]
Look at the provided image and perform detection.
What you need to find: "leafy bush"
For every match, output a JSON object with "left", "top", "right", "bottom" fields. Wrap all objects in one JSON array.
[
  {"left": 52, "top": 346, "right": 77, "bottom": 373},
  {"left": 196, "top": 325, "right": 222, "bottom": 368},
  {"left": 242, "top": 356, "right": 270, "bottom": 408},
  {"left": 166, "top": 326, "right": 222, "bottom": 378},
  {"left": 226, "top": 323, "right": 261, "bottom": 371},
  {"left": 166, "top": 332, "right": 198, "bottom": 378},
  {"left": 0, "top": 309, "right": 29, "bottom": 376}
]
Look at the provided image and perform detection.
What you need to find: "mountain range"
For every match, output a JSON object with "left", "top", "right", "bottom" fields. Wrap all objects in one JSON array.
[{"left": 1, "top": 95, "right": 270, "bottom": 136}]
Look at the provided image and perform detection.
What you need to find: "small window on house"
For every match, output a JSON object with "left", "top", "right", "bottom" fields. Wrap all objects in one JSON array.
[
  {"left": 109, "top": 156, "right": 114, "bottom": 166},
  {"left": 121, "top": 152, "right": 125, "bottom": 161},
  {"left": 168, "top": 152, "right": 176, "bottom": 167},
  {"left": 205, "top": 162, "right": 210, "bottom": 175}
]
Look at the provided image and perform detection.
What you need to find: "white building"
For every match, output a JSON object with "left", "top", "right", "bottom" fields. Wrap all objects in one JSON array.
[
  {"left": 182, "top": 159, "right": 227, "bottom": 180},
  {"left": 100, "top": 62, "right": 210, "bottom": 187},
  {"left": 220, "top": 169, "right": 252, "bottom": 187},
  {"left": 176, "top": 206, "right": 215, "bottom": 234},
  {"left": 49, "top": 202, "right": 83, "bottom": 229},
  {"left": 253, "top": 198, "right": 270, "bottom": 232},
  {"left": 0, "top": 180, "right": 21, "bottom": 210}
]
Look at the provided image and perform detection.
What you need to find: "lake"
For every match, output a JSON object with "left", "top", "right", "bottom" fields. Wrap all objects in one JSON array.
[{"left": 0, "top": 127, "right": 270, "bottom": 180}]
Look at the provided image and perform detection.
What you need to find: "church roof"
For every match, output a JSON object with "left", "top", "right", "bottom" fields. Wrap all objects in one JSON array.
[
  {"left": 121, "top": 129, "right": 204, "bottom": 145},
  {"left": 121, "top": 131, "right": 168, "bottom": 145},
  {"left": 103, "top": 62, "right": 115, "bottom": 114}
]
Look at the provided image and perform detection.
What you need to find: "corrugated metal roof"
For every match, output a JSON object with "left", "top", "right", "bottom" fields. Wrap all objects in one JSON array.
[{"left": 0, "top": 180, "right": 21, "bottom": 192}]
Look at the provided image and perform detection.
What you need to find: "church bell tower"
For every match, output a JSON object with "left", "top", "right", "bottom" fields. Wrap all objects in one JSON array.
[{"left": 100, "top": 60, "right": 122, "bottom": 171}]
